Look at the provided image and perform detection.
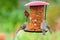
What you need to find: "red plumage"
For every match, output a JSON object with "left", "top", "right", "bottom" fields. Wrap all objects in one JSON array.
[{"left": 24, "top": 10, "right": 29, "bottom": 18}]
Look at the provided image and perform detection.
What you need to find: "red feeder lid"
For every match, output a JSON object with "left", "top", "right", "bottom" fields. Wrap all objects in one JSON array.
[{"left": 24, "top": 1, "right": 49, "bottom": 6}]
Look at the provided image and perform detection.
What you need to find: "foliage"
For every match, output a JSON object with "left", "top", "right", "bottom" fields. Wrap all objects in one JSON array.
[
  {"left": 0, "top": 0, "right": 18, "bottom": 10},
  {"left": 46, "top": 5, "right": 60, "bottom": 28},
  {"left": 0, "top": 9, "right": 26, "bottom": 33}
]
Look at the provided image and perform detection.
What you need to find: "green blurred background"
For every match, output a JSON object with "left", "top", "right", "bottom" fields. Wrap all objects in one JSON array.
[{"left": 0, "top": 0, "right": 60, "bottom": 33}]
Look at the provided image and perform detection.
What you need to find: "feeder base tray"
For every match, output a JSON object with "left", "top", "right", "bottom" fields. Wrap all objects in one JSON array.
[{"left": 24, "top": 30, "right": 47, "bottom": 33}]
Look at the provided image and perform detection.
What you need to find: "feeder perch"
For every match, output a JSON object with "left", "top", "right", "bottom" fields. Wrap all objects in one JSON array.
[{"left": 24, "top": 1, "right": 49, "bottom": 33}]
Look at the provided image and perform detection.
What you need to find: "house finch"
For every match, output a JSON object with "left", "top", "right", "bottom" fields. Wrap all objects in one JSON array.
[
  {"left": 24, "top": 10, "right": 29, "bottom": 22},
  {"left": 41, "top": 20, "right": 47, "bottom": 35},
  {"left": 16, "top": 22, "right": 28, "bottom": 33},
  {"left": 41, "top": 20, "right": 53, "bottom": 35},
  {"left": 16, "top": 24, "right": 26, "bottom": 33}
]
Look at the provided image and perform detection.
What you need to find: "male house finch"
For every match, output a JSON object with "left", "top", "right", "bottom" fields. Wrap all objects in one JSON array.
[{"left": 24, "top": 10, "right": 29, "bottom": 22}]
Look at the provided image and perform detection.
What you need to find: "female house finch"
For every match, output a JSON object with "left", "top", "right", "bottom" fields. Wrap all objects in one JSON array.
[
  {"left": 16, "top": 23, "right": 27, "bottom": 33},
  {"left": 41, "top": 20, "right": 53, "bottom": 35}
]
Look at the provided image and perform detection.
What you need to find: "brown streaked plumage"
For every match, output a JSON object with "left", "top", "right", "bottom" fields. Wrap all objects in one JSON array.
[{"left": 16, "top": 24, "right": 26, "bottom": 33}]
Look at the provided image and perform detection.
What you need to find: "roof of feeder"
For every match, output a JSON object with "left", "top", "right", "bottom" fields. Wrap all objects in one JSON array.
[{"left": 24, "top": 1, "right": 49, "bottom": 6}]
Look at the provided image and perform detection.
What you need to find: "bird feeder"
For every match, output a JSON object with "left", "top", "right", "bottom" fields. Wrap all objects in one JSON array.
[{"left": 24, "top": 1, "right": 49, "bottom": 32}]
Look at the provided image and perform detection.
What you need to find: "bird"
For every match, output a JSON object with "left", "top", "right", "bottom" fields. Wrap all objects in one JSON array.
[
  {"left": 16, "top": 24, "right": 26, "bottom": 33},
  {"left": 41, "top": 20, "right": 47, "bottom": 35},
  {"left": 41, "top": 20, "right": 53, "bottom": 35},
  {"left": 24, "top": 10, "right": 29, "bottom": 22}
]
